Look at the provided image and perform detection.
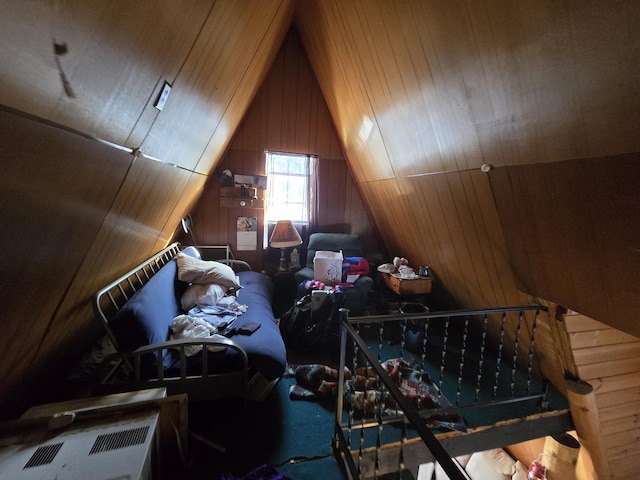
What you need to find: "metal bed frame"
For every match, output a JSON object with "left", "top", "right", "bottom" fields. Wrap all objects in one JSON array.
[{"left": 92, "top": 242, "right": 251, "bottom": 407}]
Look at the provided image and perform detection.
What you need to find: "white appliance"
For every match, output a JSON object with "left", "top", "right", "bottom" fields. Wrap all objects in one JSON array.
[{"left": 0, "top": 409, "right": 158, "bottom": 480}]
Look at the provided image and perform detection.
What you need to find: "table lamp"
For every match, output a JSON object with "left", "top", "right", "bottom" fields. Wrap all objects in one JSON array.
[{"left": 269, "top": 220, "right": 302, "bottom": 272}]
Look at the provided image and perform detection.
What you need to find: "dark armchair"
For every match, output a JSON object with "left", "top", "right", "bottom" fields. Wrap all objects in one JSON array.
[{"left": 294, "top": 233, "right": 373, "bottom": 316}]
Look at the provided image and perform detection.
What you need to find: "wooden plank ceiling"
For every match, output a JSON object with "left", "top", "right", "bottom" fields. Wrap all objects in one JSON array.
[{"left": 0, "top": 0, "right": 639, "bottom": 425}]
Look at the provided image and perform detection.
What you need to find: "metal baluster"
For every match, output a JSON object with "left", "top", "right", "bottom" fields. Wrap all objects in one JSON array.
[
  {"left": 378, "top": 320, "right": 384, "bottom": 365},
  {"left": 375, "top": 320, "right": 384, "bottom": 479},
  {"left": 510, "top": 311, "right": 523, "bottom": 398},
  {"left": 374, "top": 366, "right": 383, "bottom": 479},
  {"left": 356, "top": 324, "right": 367, "bottom": 479},
  {"left": 399, "top": 405, "right": 407, "bottom": 474},
  {"left": 400, "top": 316, "right": 406, "bottom": 360},
  {"left": 347, "top": 325, "right": 358, "bottom": 459},
  {"left": 420, "top": 317, "right": 428, "bottom": 372},
  {"left": 493, "top": 312, "right": 506, "bottom": 401},
  {"left": 456, "top": 316, "right": 469, "bottom": 406},
  {"left": 528, "top": 309, "right": 540, "bottom": 394},
  {"left": 358, "top": 424, "right": 364, "bottom": 479},
  {"left": 474, "top": 314, "right": 488, "bottom": 404},
  {"left": 437, "top": 316, "right": 450, "bottom": 405}
]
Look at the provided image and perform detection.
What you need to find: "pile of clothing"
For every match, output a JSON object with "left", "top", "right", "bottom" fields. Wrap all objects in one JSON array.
[
  {"left": 297, "top": 256, "right": 369, "bottom": 296},
  {"left": 287, "top": 358, "right": 438, "bottom": 414}
]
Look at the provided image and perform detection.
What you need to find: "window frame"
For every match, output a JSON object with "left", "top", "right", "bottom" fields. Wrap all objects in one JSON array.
[{"left": 264, "top": 151, "right": 317, "bottom": 247}]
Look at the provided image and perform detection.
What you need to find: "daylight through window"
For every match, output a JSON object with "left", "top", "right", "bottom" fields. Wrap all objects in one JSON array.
[{"left": 264, "top": 151, "right": 316, "bottom": 246}]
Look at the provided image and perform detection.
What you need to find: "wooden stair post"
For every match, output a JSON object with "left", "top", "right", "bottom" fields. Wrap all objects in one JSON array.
[
  {"left": 542, "top": 433, "right": 580, "bottom": 480},
  {"left": 566, "top": 379, "right": 610, "bottom": 480}
]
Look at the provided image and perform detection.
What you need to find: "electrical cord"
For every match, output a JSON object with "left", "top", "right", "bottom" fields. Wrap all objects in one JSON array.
[{"left": 272, "top": 453, "right": 332, "bottom": 467}]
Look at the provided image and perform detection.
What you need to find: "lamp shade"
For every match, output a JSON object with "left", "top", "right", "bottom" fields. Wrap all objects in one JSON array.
[{"left": 269, "top": 220, "right": 302, "bottom": 248}]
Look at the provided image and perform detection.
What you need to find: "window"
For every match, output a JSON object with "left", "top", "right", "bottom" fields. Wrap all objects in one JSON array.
[{"left": 264, "top": 151, "right": 317, "bottom": 246}]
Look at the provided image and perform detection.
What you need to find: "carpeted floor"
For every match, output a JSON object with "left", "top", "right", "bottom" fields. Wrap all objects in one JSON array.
[
  {"left": 172, "top": 313, "right": 569, "bottom": 479},
  {"left": 181, "top": 364, "right": 346, "bottom": 480}
]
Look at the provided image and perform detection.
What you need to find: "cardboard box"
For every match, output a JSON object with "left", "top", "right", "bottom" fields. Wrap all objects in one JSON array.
[{"left": 313, "top": 251, "right": 343, "bottom": 285}]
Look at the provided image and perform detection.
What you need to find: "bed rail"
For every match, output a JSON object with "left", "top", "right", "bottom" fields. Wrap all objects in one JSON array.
[
  {"left": 93, "top": 337, "right": 248, "bottom": 406},
  {"left": 91, "top": 242, "right": 251, "bottom": 410},
  {"left": 94, "top": 242, "right": 183, "bottom": 349},
  {"left": 333, "top": 305, "right": 573, "bottom": 479}
]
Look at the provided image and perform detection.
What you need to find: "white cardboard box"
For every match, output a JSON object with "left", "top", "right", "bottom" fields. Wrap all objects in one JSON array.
[{"left": 313, "top": 250, "right": 343, "bottom": 284}]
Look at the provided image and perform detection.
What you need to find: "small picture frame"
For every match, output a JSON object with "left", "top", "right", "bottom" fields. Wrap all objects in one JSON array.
[
  {"left": 234, "top": 174, "right": 254, "bottom": 186},
  {"left": 253, "top": 175, "right": 268, "bottom": 189}
]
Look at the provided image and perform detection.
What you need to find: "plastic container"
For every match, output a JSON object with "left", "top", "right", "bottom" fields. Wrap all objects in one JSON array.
[
  {"left": 527, "top": 454, "right": 547, "bottom": 479},
  {"left": 313, "top": 250, "right": 343, "bottom": 285}
]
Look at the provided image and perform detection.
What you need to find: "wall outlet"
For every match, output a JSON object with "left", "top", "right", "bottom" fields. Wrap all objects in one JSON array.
[{"left": 154, "top": 81, "right": 172, "bottom": 111}]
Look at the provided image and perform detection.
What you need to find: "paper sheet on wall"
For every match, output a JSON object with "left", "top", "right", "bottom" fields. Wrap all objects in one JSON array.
[
  {"left": 237, "top": 216, "right": 257, "bottom": 251},
  {"left": 237, "top": 231, "right": 257, "bottom": 251}
]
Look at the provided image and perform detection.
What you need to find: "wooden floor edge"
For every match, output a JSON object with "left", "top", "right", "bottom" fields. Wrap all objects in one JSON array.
[{"left": 344, "top": 409, "right": 574, "bottom": 477}]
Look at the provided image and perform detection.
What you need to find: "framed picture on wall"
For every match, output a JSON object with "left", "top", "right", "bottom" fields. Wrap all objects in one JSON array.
[
  {"left": 253, "top": 175, "right": 267, "bottom": 189},
  {"left": 234, "top": 174, "right": 254, "bottom": 186},
  {"left": 237, "top": 216, "right": 257, "bottom": 251}
]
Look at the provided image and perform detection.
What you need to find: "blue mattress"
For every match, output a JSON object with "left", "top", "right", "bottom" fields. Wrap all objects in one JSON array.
[
  {"left": 109, "top": 252, "right": 286, "bottom": 384},
  {"left": 178, "top": 271, "right": 286, "bottom": 381}
]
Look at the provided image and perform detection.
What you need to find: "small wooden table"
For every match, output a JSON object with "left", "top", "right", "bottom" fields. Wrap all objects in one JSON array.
[{"left": 379, "top": 272, "right": 432, "bottom": 296}]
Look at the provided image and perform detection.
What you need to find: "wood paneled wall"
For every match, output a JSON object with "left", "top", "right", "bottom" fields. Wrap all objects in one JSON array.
[
  {"left": 188, "top": 29, "right": 381, "bottom": 273},
  {"left": 0, "top": 0, "right": 293, "bottom": 418},
  {"left": 490, "top": 155, "right": 640, "bottom": 337},
  {"left": 295, "top": 3, "right": 639, "bottom": 475},
  {"left": 296, "top": 0, "right": 640, "bottom": 326}
]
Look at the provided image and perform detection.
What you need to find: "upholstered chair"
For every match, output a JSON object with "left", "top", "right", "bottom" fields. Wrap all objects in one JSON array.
[{"left": 294, "top": 233, "right": 373, "bottom": 316}]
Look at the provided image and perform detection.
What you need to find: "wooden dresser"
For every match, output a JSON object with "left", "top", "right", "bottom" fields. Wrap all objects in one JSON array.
[{"left": 379, "top": 272, "right": 432, "bottom": 296}]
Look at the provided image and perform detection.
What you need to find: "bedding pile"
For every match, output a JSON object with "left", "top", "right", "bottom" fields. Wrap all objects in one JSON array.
[
  {"left": 287, "top": 359, "right": 438, "bottom": 411},
  {"left": 169, "top": 252, "right": 251, "bottom": 354},
  {"left": 344, "top": 358, "right": 439, "bottom": 415},
  {"left": 287, "top": 359, "right": 466, "bottom": 431}
]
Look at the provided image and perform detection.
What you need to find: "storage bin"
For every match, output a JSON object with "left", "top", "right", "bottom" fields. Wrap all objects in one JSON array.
[{"left": 313, "top": 250, "right": 343, "bottom": 285}]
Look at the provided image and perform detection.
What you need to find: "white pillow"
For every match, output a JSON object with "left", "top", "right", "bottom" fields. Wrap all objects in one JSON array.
[
  {"left": 417, "top": 462, "right": 435, "bottom": 480},
  {"left": 181, "top": 283, "right": 227, "bottom": 310},
  {"left": 434, "top": 456, "right": 471, "bottom": 479},
  {"left": 465, "top": 449, "right": 516, "bottom": 480},
  {"left": 176, "top": 252, "right": 242, "bottom": 289},
  {"left": 455, "top": 454, "right": 472, "bottom": 469},
  {"left": 513, "top": 461, "right": 528, "bottom": 480}
]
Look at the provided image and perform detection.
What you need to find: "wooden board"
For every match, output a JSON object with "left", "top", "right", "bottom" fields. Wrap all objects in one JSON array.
[{"left": 490, "top": 156, "right": 640, "bottom": 338}]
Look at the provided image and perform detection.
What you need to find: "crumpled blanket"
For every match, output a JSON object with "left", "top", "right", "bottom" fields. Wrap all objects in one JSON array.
[
  {"left": 287, "top": 360, "right": 465, "bottom": 431},
  {"left": 343, "top": 256, "right": 369, "bottom": 276},
  {"left": 287, "top": 359, "right": 438, "bottom": 414},
  {"left": 343, "top": 358, "right": 438, "bottom": 415},
  {"left": 186, "top": 296, "right": 248, "bottom": 329},
  {"left": 169, "top": 315, "right": 228, "bottom": 356},
  {"left": 298, "top": 280, "right": 353, "bottom": 298},
  {"left": 286, "top": 364, "right": 352, "bottom": 400}
]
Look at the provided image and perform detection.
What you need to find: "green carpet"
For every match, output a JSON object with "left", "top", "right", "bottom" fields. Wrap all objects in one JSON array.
[
  {"left": 180, "top": 318, "right": 568, "bottom": 479},
  {"left": 184, "top": 372, "right": 346, "bottom": 479}
]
